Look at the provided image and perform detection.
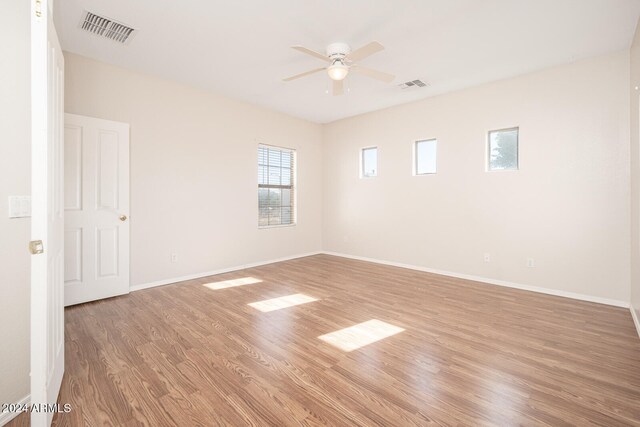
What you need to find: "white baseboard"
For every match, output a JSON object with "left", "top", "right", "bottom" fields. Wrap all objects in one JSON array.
[
  {"left": 631, "top": 304, "right": 640, "bottom": 338},
  {"left": 130, "top": 250, "right": 630, "bottom": 309},
  {"left": 130, "top": 251, "right": 322, "bottom": 292},
  {"left": 0, "top": 394, "right": 30, "bottom": 426},
  {"left": 322, "top": 251, "right": 630, "bottom": 308}
]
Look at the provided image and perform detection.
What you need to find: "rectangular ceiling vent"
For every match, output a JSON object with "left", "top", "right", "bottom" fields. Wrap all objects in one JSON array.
[
  {"left": 80, "top": 11, "right": 136, "bottom": 44},
  {"left": 399, "top": 79, "right": 429, "bottom": 90}
]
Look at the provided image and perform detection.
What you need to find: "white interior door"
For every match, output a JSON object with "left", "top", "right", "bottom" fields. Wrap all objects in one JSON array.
[
  {"left": 64, "top": 114, "right": 130, "bottom": 306},
  {"left": 30, "top": 0, "right": 65, "bottom": 425}
]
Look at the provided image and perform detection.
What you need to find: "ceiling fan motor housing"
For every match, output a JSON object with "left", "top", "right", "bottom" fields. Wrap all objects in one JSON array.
[{"left": 326, "top": 42, "right": 351, "bottom": 60}]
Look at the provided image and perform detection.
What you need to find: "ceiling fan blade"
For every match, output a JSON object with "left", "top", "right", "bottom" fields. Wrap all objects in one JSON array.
[
  {"left": 291, "top": 46, "right": 330, "bottom": 62},
  {"left": 333, "top": 79, "right": 344, "bottom": 96},
  {"left": 347, "top": 41, "right": 384, "bottom": 62},
  {"left": 351, "top": 65, "right": 395, "bottom": 83},
  {"left": 282, "top": 67, "right": 325, "bottom": 82}
]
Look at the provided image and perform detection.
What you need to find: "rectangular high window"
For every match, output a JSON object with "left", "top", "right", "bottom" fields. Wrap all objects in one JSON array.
[
  {"left": 361, "top": 147, "right": 378, "bottom": 178},
  {"left": 488, "top": 127, "right": 518, "bottom": 171},
  {"left": 258, "top": 145, "right": 295, "bottom": 227},
  {"left": 414, "top": 139, "right": 437, "bottom": 175}
]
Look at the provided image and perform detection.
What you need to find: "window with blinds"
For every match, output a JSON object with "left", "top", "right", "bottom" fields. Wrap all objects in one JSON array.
[{"left": 258, "top": 145, "right": 295, "bottom": 227}]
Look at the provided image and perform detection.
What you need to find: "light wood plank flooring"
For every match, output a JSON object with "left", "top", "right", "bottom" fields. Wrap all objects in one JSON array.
[{"left": 8, "top": 254, "right": 640, "bottom": 426}]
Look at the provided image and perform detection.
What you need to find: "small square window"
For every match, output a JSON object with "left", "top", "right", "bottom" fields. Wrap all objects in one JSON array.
[
  {"left": 361, "top": 147, "right": 377, "bottom": 178},
  {"left": 414, "top": 139, "right": 437, "bottom": 175},
  {"left": 488, "top": 128, "right": 518, "bottom": 171}
]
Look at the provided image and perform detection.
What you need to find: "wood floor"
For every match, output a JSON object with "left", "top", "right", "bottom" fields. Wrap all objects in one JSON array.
[{"left": 8, "top": 254, "right": 640, "bottom": 426}]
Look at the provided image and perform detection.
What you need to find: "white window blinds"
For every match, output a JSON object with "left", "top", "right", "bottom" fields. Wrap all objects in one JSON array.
[{"left": 258, "top": 145, "right": 295, "bottom": 227}]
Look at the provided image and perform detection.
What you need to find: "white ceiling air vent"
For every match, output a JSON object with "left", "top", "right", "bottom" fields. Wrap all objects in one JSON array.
[
  {"left": 399, "top": 79, "right": 429, "bottom": 90},
  {"left": 80, "top": 11, "right": 136, "bottom": 44}
]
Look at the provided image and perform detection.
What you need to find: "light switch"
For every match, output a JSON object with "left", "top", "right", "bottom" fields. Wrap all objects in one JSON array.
[{"left": 8, "top": 196, "right": 31, "bottom": 218}]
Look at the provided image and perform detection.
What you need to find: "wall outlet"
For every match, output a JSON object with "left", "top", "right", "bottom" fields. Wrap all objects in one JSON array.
[
  {"left": 171, "top": 253, "right": 178, "bottom": 263},
  {"left": 484, "top": 253, "right": 491, "bottom": 263},
  {"left": 527, "top": 258, "right": 535, "bottom": 268}
]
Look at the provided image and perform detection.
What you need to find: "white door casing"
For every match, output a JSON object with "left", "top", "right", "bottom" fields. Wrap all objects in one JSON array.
[
  {"left": 30, "top": 0, "right": 65, "bottom": 425},
  {"left": 64, "top": 114, "right": 130, "bottom": 306}
]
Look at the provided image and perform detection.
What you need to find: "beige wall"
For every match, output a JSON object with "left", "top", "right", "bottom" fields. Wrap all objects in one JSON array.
[
  {"left": 0, "top": 0, "right": 31, "bottom": 407},
  {"left": 323, "top": 52, "right": 631, "bottom": 304},
  {"left": 4, "top": 36, "right": 635, "bottom": 407},
  {"left": 631, "top": 19, "right": 640, "bottom": 325},
  {"left": 64, "top": 53, "right": 323, "bottom": 287}
]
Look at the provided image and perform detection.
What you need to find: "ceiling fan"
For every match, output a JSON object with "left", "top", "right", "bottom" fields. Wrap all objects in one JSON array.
[{"left": 283, "top": 41, "right": 395, "bottom": 96}]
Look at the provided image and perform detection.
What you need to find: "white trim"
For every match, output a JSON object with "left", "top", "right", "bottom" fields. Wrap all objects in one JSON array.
[
  {"left": 258, "top": 223, "right": 297, "bottom": 230},
  {"left": 631, "top": 304, "right": 640, "bottom": 338},
  {"left": 322, "top": 251, "right": 629, "bottom": 308},
  {"left": 130, "top": 252, "right": 322, "bottom": 292},
  {"left": 0, "top": 394, "right": 30, "bottom": 426},
  {"left": 130, "top": 250, "right": 631, "bottom": 309}
]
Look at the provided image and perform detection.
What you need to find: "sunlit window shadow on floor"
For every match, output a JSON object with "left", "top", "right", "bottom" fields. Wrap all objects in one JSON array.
[
  {"left": 248, "top": 293, "right": 318, "bottom": 312},
  {"left": 203, "top": 277, "right": 262, "bottom": 290},
  {"left": 318, "top": 319, "right": 405, "bottom": 352}
]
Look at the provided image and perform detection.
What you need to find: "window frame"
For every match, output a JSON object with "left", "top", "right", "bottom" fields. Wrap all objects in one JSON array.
[
  {"left": 257, "top": 143, "right": 297, "bottom": 229},
  {"left": 360, "top": 146, "right": 378, "bottom": 179},
  {"left": 486, "top": 127, "right": 519, "bottom": 172},
  {"left": 413, "top": 138, "right": 438, "bottom": 176}
]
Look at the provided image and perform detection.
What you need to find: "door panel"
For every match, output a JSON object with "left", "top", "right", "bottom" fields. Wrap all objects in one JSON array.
[
  {"left": 97, "top": 131, "right": 120, "bottom": 209},
  {"left": 64, "top": 114, "right": 130, "bottom": 306},
  {"left": 30, "top": 0, "right": 65, "bottom": 425},
  {"left": 63, "top": 125, "right": 82, "bottom": 210},
  {"left": 97, "top": 227, "right": 119, "bottom": 277},
  {"left": 64, "top": 228, "right": 82, "bottom": 285}
]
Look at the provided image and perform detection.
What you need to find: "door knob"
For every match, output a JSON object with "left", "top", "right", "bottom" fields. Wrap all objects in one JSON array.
[
  {"left": 29, "top": 240, "right": 44, "bottom": 254},
  {"left": 119, "top": 214, "right": 127, "bottom": 222}
]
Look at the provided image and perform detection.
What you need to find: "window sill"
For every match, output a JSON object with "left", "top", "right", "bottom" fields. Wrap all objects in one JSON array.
[{"left": 258, "top": 223, "right": 297, "bottom": 230}]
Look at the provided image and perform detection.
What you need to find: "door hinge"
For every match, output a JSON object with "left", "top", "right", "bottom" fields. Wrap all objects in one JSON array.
[
  {"left": 35, "top": 0, "right": 42, "bottom": 18},
  {"left": 29, "top": 240, "right": 44, "bottom": 255}
]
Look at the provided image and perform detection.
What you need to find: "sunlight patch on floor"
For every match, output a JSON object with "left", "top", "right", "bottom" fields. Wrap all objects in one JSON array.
[
  {"left": 318, "top": 319, "right": 405, "bottom": 352},
  {"left": 203, "top": 277, "right": 262, "bottom": 290},
  {"left": 248, "top": 293, "right": 318, "bottom": 312}
]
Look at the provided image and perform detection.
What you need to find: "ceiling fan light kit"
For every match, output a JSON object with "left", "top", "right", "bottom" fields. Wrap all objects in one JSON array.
[
  {"left": 327, "top": 61, "right": 349, "bottom": 81},
  {"left": 284, "top": 41, "right": 395, "bottom": 95}
]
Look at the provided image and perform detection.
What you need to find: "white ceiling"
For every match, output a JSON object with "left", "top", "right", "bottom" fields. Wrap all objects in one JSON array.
[{"left": 55, "top": 0, "right": 640, "bottom": 124}]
